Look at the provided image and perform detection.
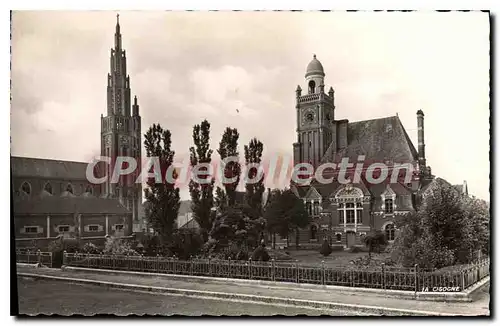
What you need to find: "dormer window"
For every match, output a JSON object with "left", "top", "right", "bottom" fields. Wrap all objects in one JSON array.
[{"left": 385, "top": 199, "right": 394, "bottom": 214}]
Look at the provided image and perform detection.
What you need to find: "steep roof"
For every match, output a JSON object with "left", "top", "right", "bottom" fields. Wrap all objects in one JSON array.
[
  {"left": 11, "top": 156, "right": 96, "bottom": 180},
  {"left": 325, "top": 116, "right": 418, "bottom": 164},
  {"left": 14, "top": 196, "right": 130, "bottom": 215}
]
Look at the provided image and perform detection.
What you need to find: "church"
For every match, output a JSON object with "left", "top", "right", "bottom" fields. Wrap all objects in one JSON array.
[
  {"left": 12, "top": 16, "right": 145, "bottom": 249},
  {"left": 287, "top": 55, "right": 468, "bottom": 249}
]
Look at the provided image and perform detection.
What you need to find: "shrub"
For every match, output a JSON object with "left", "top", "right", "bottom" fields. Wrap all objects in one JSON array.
[
  {"left": 319, "top": 239, "right": 333, "bottom": 257},
  {"left": 251, "top": 244, "right": 270, "bottom": 261},
  {"left": 81, "top": 242, "right": 100, "bottom": 254},
  {"left": 103, "top": 236, "right": 139, "bottom": 256}
]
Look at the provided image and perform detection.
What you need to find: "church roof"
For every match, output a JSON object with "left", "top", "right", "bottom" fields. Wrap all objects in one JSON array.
[
  {"left": 326, "top": 116, "right": 419, "bottom": 164},
  {"left": 11, "top": 156, "right": 95, "bottom": 181},
  {"left": 14, "top": 196, "right": 130, "bottom": 215}
]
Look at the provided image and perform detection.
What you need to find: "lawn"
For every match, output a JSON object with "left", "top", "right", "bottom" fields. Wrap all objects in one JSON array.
[{"left": 275, "top": 249, "right": 391, "bottom": 268}]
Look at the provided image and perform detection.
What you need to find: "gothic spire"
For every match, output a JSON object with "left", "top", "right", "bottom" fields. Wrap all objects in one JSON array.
[{"left": 115, "top": 13, "right": 122, "bottom": 49}]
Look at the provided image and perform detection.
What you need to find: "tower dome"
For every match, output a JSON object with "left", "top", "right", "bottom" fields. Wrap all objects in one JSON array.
[{"left": 305, "top": 54, "right": 325, "bottom": 78}]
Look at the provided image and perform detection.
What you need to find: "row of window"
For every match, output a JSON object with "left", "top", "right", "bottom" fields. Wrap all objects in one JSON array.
[
  {"left": 304, "top": 198, "right": 395, "bottom": 217},
  {"left": 23, "top": 224, "right": 124, "bottom": 234},
  {"left": 19, "top": 182, "right": 94, "bottom": 196},
  {"left": 308, "top": 223, "right": 396, "bottom": 241}
]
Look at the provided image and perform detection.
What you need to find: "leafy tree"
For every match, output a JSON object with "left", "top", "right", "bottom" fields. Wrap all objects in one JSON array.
[
  {"left": 217, "top": 127, "right": 241, "bottom": 207},
  {"left": 393, "top": 179, "right": 489, "bottom": 269},
  {"left": 143, "top": 124, "right": 181, "bottom": 243},
  {"left": 189, "top": 120, "right": 215, "bottom": 243},
  {"left": 363, "top": 231, "right": 387, "bottom": 258},
  {"left": 319, "top": 238, "right": 333, "bottom": 257},
  {"left": 264, "top": 189, "right": 310, "bottom": 249},
  {"left": 244, "top": 138, "right": 265, "bottom": 215}
]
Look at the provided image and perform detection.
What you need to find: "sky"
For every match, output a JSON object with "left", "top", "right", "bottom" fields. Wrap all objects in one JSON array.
[{"left": 10, "top": 11, "right": 490, "bottom": 200}]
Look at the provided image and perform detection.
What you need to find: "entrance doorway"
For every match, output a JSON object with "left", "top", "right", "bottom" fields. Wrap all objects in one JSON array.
[{"left": 346, "top": 231, "right": 356, "bottom": 248}]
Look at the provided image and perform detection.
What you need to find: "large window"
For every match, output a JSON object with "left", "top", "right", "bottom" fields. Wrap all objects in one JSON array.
[
  {"left": 356, "top": 202, "right": 363, "bottom": 224},
  {"left": 24, "top": 226, "right": 38, "bottom": 234},
  {"left": 313, "top": 201, "right": 320, "bottom": 216},
  {"left": 385, "top": 198, "right": 394, "bottom": 214},
  {"left": 346, "top": 203, "right": 355, "bottom": 223},
  {"left": 58, "top": 225, "right": 70, "bottom": 233},
  {"left": 385, "top": 224, "right": 395, "bottom": 241},
  {"left": 338, "top": 203, "right": 344, "bottom": 224}
]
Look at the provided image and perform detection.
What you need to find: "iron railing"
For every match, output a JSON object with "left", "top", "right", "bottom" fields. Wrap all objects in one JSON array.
[
  {"left": 63, "top": 253, "right": 489, "bottom": 293},
  {"left": 16, "top": 250, "right": 53, "bottom": 268}
]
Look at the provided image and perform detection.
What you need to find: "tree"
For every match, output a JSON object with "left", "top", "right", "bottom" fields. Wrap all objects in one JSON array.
[
  {"left": 217, "top": 127, "right": 241, "bottom": 207},
  {"left": 244, "top": 138, "right": 265, "bottom": 215},
  {"left": 363, "top": 231, "right": 387, "bottom": 258},
  {"left": 189, "top": 120, "right": 215, "bottom": 243},
  {"left": 319, "top": 239, "right": 333, "bottom": 257},
  {"left": 393, "top": 179, "right": 489, "bottom": 269},
  {"left": 143, "top": 124, "right": 181, "bottom": 243},
  {"left": 264, "top": 189, "right": 310, "bottom": 249}
]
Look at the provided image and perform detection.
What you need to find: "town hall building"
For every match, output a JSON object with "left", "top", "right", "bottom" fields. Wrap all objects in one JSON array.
[
  {"left": 287, "top": 55, "right": 467, "bottom": 249},
  {"left": 12, "top": 16, "right": 144, "bottom": 249}
]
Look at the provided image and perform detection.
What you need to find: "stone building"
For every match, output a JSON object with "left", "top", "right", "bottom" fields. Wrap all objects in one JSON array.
[
  {"left": 288, "top": 55, "right": 437, "bottom": 249},
  {"left": 12, "top": 16, "right": 144, "bottom": 249}
]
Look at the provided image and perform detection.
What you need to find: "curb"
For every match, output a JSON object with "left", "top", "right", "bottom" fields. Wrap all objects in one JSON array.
[
  {"left": 60, "top": 266, "right": 485, "bottom": 303},
  {"left": 17, "top": 272, "right": 461, "bottom": 316}
]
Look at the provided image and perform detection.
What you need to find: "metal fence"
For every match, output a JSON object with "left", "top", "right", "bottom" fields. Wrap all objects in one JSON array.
[
  {"left": 63, "top": 253, "right": 489, "bottom": 293},
  {"left": 16, "top": 250, "right": 53, "bottom": 268}
]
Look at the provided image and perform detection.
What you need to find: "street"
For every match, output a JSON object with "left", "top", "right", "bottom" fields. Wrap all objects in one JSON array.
[{"left": 17, "top": 277, "right": 372, "bottom": 316}]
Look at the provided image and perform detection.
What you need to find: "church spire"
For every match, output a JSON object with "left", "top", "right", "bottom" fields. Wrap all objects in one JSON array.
[{"left": 115, "top": 13, "right": 122, "bottom": 50}]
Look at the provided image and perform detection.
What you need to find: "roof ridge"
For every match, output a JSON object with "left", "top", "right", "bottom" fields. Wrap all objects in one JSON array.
[
  {"left": 11, "top": 155, "right": 89, "bottom": 165},
  {"left": 346, "top": 115, "right": 398, "bottom": 125}
]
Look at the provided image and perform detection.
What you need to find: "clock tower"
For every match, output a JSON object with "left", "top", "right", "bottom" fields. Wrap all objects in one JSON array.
[
  {"left": 293, "top": 55, "right": 336, "bottom": 168},
  {"left": 100, "top": 15, "right": 142, "bottom": 224}
]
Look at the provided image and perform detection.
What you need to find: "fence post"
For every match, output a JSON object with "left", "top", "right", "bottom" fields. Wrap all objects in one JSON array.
[
  {"left": 37, "top": 250, "right": 41, "bottom": 265},
  {"left": 351, "top": 269, "right": 355, "bottom": 287},
  {"left": 156, "top": 254, "right": 160, "bottom": 273},
  {"left": 228, "top": 257, "right": 231, "bottom": 278},
  {"left": 62, "top": 250, "right": 67, "bottom": 266},
  {"left": 141, "top": 254, "right": 144, "bottom": 272},
  {"left": 27, "top": 250, "right": 30, "bottom": 264},
  {"left": 87, "top": 253, "right": 90, "bottom": 268},
  {"left": 208, "top": 256, "right": 212, "bottom": 276},
  {"left": 321, "top": 260, "right": 325, "bottom": 285},
  {"left": 249, "top": 258, "right": 252, "bottom": 279},
  {"left": 271, "top": 259, "right": 275, "bottom": 282},
  {"left": 414, "top": 264, "right": 418, "bottom": 299},
  {"left": 382, "top": 263, "right": 386, "bottom": 290},
  {"left": 296, "top": 260, "right": 299, "bottom": 283}
]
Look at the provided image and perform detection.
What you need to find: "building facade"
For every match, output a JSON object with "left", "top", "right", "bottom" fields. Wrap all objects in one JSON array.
[
  {"left": 12, "top": 16, "right": 144, "bottom": 249},
  {"left": 288, "top": 55, "right": 435, "bottom": 249}
]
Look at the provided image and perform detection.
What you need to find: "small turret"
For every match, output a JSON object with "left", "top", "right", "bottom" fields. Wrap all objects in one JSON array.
[
  {"left": 132, "top": 96, "right": 139, "bottom": 116},
  {"left": 296, "top": 85, "right": 302, "bottom": 98}
]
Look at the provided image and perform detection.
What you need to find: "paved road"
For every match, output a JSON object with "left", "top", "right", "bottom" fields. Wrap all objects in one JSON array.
[
  {"left": 16, "top": 266, "right": 490, "bottom": 316},
  {"left": 17, "top": 277, "right": 372, "bottom": 316}
]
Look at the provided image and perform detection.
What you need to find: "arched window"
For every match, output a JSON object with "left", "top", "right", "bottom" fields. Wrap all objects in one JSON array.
[
  {"left": 313, "top": 201, "right": 320, "bottom": 216},
  {"left": 336, "top": 233, "right": 342, "bottom": 242},
  {"left": 308, "top": 80, "right": 316, "bottom": 94},
  {"left": 385, "top": 198, "right": 394, "bottom": 214},
  {"left": 66, "top": 183, "right": 74, "bottom": 194},
  {"left": 44, "top": 183, "right": 53, "bottom": 195},
  {"left": 21, "top": 182, "right": 31, "bottom": 195},
  {"left": 310, "top": 225, "right": 317, "bottom": 240},
  {"left": 385, "top": 224, "right": 395, "bottom": 241}
]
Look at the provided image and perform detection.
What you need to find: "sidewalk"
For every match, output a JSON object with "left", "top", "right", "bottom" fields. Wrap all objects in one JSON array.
[{"left": 16, "top": 266, "right": 489, "bottom": 316}]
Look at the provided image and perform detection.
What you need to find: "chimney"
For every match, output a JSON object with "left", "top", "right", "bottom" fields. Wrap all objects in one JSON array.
[{"left": 416, "top": 110, "right": 426, "bottom": 169}]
